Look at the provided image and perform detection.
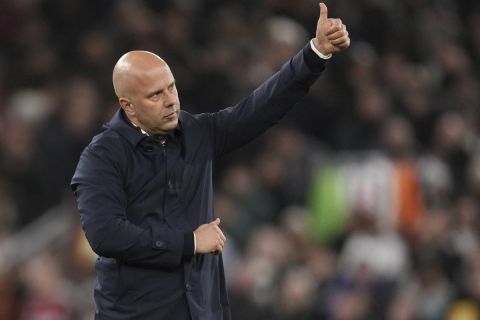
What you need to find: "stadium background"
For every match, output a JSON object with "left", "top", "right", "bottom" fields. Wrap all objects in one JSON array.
[{"left": 0, "top": 0, "right": 479, "bottom": 319}]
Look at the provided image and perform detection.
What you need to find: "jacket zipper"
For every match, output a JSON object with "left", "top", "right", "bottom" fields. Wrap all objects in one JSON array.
[{"left": 161, "top": 139, "right": 167, "bottom": 220}]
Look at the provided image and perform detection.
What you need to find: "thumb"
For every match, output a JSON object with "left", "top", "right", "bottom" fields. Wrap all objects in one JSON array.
[
  {"left": 210, "top": 218, "right": 221, "bottom": 225},
  {"left": 319, "top": 2, "right": 328, "bottom": 23}
]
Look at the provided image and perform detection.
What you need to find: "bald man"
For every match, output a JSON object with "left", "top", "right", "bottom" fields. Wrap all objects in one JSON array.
[{"left": 71, "top": 3, "right": 349, "bottom": 320}]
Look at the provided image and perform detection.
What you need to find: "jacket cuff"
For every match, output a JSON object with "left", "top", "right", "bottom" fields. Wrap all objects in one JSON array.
[
  {"left": 182, "top": 232, "right": 195, "bottom": 257},
  {"left": 302, "top": 41, "right": 328, "bottom": 74}
]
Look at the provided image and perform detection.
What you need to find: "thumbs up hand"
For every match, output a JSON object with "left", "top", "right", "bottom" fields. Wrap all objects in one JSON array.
[{"left": 313, "top": 2, "right": 350, "bottom": 55}]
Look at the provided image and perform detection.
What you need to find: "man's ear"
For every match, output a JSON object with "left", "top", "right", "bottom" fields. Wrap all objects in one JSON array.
[{"left": 119, "top": 97, "right": 135, "bottom": 116}]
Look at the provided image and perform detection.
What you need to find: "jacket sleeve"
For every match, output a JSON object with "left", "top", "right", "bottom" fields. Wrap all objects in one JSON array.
[
  {"left": 210, "top": 42, "right": 327, "bottom": 158},
  {"left": 71, "top": 142, "right": 194, "bottom": 269}
]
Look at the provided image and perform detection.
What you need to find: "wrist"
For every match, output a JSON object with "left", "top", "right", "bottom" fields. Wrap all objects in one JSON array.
[{"left": 311, "top": 39, "right": 332, "bottom": 59}]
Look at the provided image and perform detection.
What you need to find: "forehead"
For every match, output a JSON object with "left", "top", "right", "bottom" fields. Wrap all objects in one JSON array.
[{"left": 132, "top": 64, "right": 175, "bottom": 94}]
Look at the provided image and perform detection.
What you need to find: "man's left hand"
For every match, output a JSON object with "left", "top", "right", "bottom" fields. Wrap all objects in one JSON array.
[{"left": 313, "top": 2, "right": 350, "bottom": 55}]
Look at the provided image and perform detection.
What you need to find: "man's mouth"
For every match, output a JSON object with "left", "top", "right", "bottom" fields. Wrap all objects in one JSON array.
[{"left": 164, "top": 111, "right": 178, "bottom": 119}]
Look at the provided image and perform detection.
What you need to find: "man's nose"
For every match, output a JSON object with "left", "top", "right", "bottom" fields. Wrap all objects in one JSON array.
[{"left": 164, "top": 91, "right": 177, "bottom": 107}]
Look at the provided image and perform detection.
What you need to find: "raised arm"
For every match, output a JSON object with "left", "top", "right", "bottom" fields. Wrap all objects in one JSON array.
[{"left": 209, "top": 2, "right": 350, "bottom": 157}]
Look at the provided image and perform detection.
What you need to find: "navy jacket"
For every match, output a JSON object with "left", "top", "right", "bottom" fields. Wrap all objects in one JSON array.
[{"left": 71, "top": 43, "right": 326, "bottom": 320}]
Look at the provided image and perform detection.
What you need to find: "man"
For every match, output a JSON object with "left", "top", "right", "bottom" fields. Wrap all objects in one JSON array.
[{"left": 71, "top": 3, "right": 349, "bottom": 320}]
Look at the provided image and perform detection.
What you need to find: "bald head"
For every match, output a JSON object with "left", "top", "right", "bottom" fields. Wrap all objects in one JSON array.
[
  {"left": 112, "top": 50, "right": 169, "bottom": 99},
  {"left": 111, "top": 50, "right": 180, "bottom": 135}
]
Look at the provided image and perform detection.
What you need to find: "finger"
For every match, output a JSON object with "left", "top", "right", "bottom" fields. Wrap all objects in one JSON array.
[
  {"left": 327, "top": 29, "right": 348, "bottom": 41},
  {"left": 319, "top": 2, "right": 328, "bottom": 24},
  {"left": 213, "top": 224, "right": 225, "bottom": 235},
  {"left": 333, "top": 18, "right": 343, "bottom": 27},
  {"left": 326, "top": 18, "right": 343, "bottom": 31},
  {"left": 210, "top": 218, "right": 221, "bottom": 225},
  {"left": 330, "top": 35, "right": 350, "bottom": 46},
  {"left": 213, "top": 240, "right": 223, "bottom": 254},
  {"left": 332, "top": 38, "right": 350, "bottom": 51},
  {"left": 215, "top": 227, "right": 226, "bottom": 242},
  {"left": 337, "top": 38, "right": 351, "bottom": 49},
  {"left": 325, "top": 24, "right": 343, "bottom": 36}
]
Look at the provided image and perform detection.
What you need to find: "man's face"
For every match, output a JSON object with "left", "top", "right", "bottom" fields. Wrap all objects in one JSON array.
[{"left": 124, "top": 64, "right": 180, "bottom": 135}]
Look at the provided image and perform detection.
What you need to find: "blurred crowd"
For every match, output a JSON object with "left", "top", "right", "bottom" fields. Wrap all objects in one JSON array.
[{"left": 0, "top": 0, "right": 480, "bottom": 319}]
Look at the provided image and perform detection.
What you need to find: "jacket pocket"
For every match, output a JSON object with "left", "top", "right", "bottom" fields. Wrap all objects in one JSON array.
[
  {"left": 95, "top": 257, "right": 122, "bottom": 302},
  {"left": 118, "top": 263, "right": 185, "bottom": 305}
]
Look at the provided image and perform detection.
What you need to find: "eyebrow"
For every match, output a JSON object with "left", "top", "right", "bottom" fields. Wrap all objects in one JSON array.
[{"left": 147, "top": 80, "right": 176, "bottom": 98}]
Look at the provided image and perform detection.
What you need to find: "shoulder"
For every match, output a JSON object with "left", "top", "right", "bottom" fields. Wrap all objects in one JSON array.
[
  {"left": 87, "top": 129, "right": 127, "bottom": 156},
  {"left": 79, "top": 128, "right": 131, "bottom": 171},
  {"left": 178, "top": 109, "right": 217, "bottom": 158},
  {"left": 179, "top": 109, "right": 215, "bottom": 133},
  {"left": 180, "top": 109, "right": 206, "bottom": 125},
  {"left": 72, "top": 129, "right": 129, "bottom": 186}
]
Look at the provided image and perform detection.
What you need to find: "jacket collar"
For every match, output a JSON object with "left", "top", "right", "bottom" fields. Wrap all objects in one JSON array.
[{"left": 105, "top": 108, "right": 183, "bottom": 147}]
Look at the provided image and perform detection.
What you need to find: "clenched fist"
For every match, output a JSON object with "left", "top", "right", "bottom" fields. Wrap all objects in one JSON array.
[{"left": 194, "top": 218, "right": 227, "bottom": 255}]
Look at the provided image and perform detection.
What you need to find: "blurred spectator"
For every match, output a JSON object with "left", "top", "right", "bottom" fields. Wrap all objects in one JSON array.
[
  {"left": 18, "top": 252, "right": 73, "bottom": 320},
  {"left": 0, "top": 89, "right": 54, "bottom": 227},
  {"left": 36, "top": 76, "right": 102, "bottom": 206}
]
